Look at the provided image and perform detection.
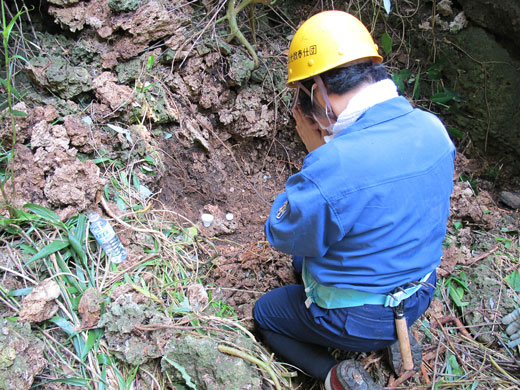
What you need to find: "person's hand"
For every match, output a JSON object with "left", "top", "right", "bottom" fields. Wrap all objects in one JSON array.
[
  {"left": 292, "top": 104, "right": 325, "bottom": 153},
  {"left": 503, "top": 308, "right": 520, "bottom": 347}
]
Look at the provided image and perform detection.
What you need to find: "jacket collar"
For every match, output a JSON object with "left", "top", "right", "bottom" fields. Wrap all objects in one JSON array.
[{"left": 334, "top": 96, "right": 415, "bottom": 139}]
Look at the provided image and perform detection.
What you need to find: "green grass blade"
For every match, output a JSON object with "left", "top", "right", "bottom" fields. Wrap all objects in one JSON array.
[
  {"left": 32, "top": 377, "right": 90, "bottom": 386},
  {"left": 11, "top": 109, "right": 27, "bottom": 117},
  {"left": 10, "top": 54, "right": 28, "bottom": 64},
  {"left": 68, "top": 231, "right": 87, "bottom": 264},
  {"left": 81, "top": 329, "right": 104, "bottom": 361},
  {"left": 26, "top": 240, "right": 70, "bottom": 265},
  {"left": 163, "top": 357, "right": 197, "bottom": 390},
  {"left": 23, "top": 203, "right": 62, "bottom": 224},
  {"left": 50, "top": 316, "right": 77, "bottom": 336},
  {"left": 55, "top": 253, "right": 84, "bottom": 292},
  {"left": 6, "top": 287, "right": 32, "bottom": 297},
  {"left": 3, "top": 6, "right": 28, "bottom": 39}
]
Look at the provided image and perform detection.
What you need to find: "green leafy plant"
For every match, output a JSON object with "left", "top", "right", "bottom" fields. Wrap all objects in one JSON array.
[
  {"left": 380, "top": 32, "right": 392, "bottom": 55},
  {"left": 453, "top": 220, "right": 463, "bottom": 232},
  {"left": 391, "top": 68, "right": 411, "bottom": 95},
  {"left": 447, "top": 126, "right": 464, "bottom": 139},
  {"left": 505, "top": 270, "right": 520, "bottom": 291},
  {"left": 445, "top": 272, "right": 469, "bottom": 309}
]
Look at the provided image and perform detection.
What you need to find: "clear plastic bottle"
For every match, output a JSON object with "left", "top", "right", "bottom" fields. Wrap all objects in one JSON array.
[{"left": 88, "top": 212, "right": 127, "bottom": 264}]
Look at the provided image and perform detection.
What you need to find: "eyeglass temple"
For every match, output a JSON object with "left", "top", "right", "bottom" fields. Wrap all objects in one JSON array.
[
  {"left": 292, "top": 78, "right": 337, "bottom": 123},
  {"left": 292, "top": 82, "right": 312, "bottom": 110},
  {"left": 313, "top": 75, "right": 337, "bottom": 122}
]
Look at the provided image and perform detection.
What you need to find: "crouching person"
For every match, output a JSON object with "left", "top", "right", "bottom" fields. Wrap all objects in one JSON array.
[{"left": 253, "top": 10, "right": 455, "bottom": 390}]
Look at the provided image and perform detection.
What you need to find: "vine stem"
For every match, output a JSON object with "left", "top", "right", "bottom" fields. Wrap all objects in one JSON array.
[
  {"left": 218, "top": 0, "right": 272, "bottom": 69},
  {"left": 217, "top": 344, "right": 281, "bottom": 390}
]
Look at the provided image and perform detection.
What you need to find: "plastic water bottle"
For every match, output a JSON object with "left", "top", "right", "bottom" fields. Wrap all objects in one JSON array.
[{"left": 88, "top": 212, "right": 127, "bottom": 264}]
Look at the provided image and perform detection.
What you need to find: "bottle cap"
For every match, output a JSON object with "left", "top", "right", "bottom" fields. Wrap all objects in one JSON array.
[
  {"left": 87, "top": 212, "right": 100, "bottom": 222},
  {"left": 201, "top": 213, "right": 214, "bottom": 227}
]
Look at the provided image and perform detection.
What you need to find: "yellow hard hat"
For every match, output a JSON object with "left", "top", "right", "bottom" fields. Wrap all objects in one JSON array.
[{"left": 287, "top": 10, "right": 383, "bottom": 87}]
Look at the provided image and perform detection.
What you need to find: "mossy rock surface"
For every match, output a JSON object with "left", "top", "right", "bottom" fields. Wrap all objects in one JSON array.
[
  {"left": 161, "top": 335, "right": 263, "bottom": 390},
  {"left": 0, "top": 319, "right": 46, "bottom": 390},
  {"left": 439, "top": 27, "right": 520, "bottom": 162}
]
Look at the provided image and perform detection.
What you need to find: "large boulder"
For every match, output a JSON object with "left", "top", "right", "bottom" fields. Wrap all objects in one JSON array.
[
  {"left": 438, "top": 27, "right": 520, "bottom": 164},
  {"left": 458, "top": 0, "right": 520, "bottom": 52}
]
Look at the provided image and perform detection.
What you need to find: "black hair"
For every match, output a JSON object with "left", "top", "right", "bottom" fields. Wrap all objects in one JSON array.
[
  {"left": 321, "top": 61, "right": 388, "bottom": 94},
  {"left": 297, "top": 61, "right": 389, "bottom": 116}
]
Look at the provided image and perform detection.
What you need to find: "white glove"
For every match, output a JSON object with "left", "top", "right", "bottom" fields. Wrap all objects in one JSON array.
[{"left": 503, "top": 308, "right": 520, "bottom": 348}]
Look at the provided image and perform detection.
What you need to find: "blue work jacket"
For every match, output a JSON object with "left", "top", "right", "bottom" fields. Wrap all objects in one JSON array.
[{"left": 265, "top": 96, "right": 455, "bottom": 294}]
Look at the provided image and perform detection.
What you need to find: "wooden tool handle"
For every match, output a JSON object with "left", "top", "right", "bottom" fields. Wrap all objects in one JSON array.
[{"left": 395, "top": 317, "right": 414, "bottom": 371}]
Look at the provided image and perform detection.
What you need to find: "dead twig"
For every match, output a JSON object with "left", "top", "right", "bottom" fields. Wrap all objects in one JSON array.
[
  {"left": 431, "top": 315, "right": 473, "bottom": 340},
  {"left": 387, "top": 369, "right": 415, "bottom": 387},
  {"left": 466, "top": 246, "right": 499, "bottom": 266}
]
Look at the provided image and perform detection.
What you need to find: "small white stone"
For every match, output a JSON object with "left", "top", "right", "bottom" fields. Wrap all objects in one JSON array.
[{"left": 225, "top": 213, "right": 234, "bottom": 221}]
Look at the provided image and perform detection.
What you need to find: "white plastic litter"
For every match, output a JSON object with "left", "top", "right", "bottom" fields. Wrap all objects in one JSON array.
[{"left": 201, "top": 213, "right": 214, "bottom": 227}]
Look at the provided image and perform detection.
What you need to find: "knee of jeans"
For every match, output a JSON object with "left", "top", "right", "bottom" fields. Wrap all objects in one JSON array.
[{"left": 252, "top": 299, "right": 264, "bottom": 327}]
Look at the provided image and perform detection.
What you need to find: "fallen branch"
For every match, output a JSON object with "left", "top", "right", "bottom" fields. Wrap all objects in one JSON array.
[
  {"left": 387, "top": 369, "right": 415, "bottom": 387},
  {"left": 466, "top": 246, "right": 499, "bottom": 266},
  {"left": 431, "top": 315, "right": 473, "bottom": 340},
  {"left": 420, "top": 362, "right": 431, "bottom": 384}
]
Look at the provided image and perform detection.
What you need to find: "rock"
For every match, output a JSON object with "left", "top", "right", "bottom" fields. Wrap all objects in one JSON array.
[
  {"left": 78, "top": 287, "right": 104, "bottom": 329},
  {"left": 19, "top": 279, "right": 61, "bottom": 323},
  {"left": 0, "top": 319, "right": 46, "bottom": 390},
  {"left": 109, "top": 0, "right": 142, "bottom": 13},
  {"left": 499, "top": 191, "right": 520, "bottom": 209},
  {"left": 25, "top": 56, "right": 92, "bottom": 99},
  {"left": 49, "top": 0, "right": 110, "bottom": 33},
  {"left": 458, "top": 0, "right": 520, "bottom": 51},
  {"left": 120, "top": 1, "right": 186, "bottom": 45},
  {"left": 115, "top": 57, "right": 143, "bottom": 84},
  {"left": 98, "top": 296, "right": 175, "bottom": 365},
  {"left": 161, "top": 335, "right": 262, "bottom": 390},
  {"left": 440, "top": 27, "right": 520, "bottom": 165},
  {"left": 437, "top": 0, "right": 453, "bottom": 16},
  {"left": 219, "top": 85, "right": 274, "bottom": 138},
  {"left": 63, "top": 115, "right": 93, "bottom": 152},
  {"left": 3, "top": 144, "right": 46, "bottom": 209},
  {"left": 0, "top": 102, "right": 31, "bottom": 145},
  {"left": 92, "top": 72, "right": 134, "bottom": 112},
  {"left": 186, "top": 284, "right": 208, "bottom": 309},
  {"left": 450, "top": 181, "right": 500, "bottom": 229},
  {"left": 227, "top": 50, "right": 255, "bottom": 87},
  {"left": 44, "top": 159, "right": 104, "bottom": 216}
]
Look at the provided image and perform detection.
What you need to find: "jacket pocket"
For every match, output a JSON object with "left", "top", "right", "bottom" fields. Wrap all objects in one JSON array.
[{"left": 344, "top": 307, "right": 396, "bottom": 341}]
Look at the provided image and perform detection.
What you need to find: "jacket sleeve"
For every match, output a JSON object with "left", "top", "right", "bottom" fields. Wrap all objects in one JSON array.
[{"left": 264, "top": 172, "right": 344, "bottom": 257}]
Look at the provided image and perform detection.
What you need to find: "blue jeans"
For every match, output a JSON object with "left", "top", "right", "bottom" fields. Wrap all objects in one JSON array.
[{"left": 253, "top": 256, "right": 436, "bottom": 380}]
